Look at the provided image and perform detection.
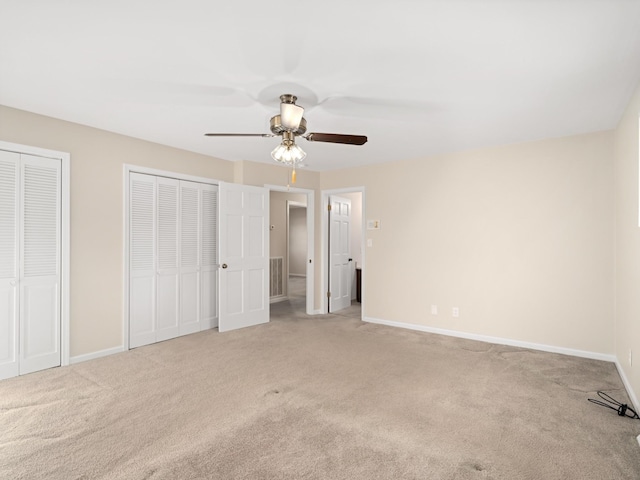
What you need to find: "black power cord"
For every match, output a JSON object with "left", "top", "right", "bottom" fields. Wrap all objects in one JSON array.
[{"left": 588, "top": 391, "right": 640, "bottom": 419}]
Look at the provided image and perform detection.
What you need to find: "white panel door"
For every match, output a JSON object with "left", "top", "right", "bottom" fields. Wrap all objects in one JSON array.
[
  {"left": 329, "top": 196, "right": 352, "bottom": 312},
  {"left": 19, "top": 154, "right": 61, "bottom": 375},
  {"left": 129, "top": 173, "right": 157, "bottom": 348},
  {"left": 219, "top": 182, "right": 268, "bottom": 332},
  {"left": 156, "top": 177, "right": 180, "bottom": 342},
  {"left": 179, "top": 180, "right": 201, "bottom": 336},
  {"left": 199, "top": 183, "right": 218, "bottom": 330},
  {"left": 0, "top": 151, "right": 19, "bottom": 380}
]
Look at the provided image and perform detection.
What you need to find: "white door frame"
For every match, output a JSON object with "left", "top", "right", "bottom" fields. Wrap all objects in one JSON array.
[
  {"left": 321, "top": 187, "right": 365, "bottom": 317},
  {"left": 123, "top": 164, "right": 221, "bottom": 350},
  {"left": 0, "top": 140, "right": 70, "bottom": 368},
  {"left": 265, "top": 184, "right": 315, "bottom": 315}
]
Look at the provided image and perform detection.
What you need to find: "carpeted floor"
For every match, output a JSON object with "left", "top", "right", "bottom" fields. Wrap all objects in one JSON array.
[{"left": 1, "top": 295, "right": 639, "bottom": 479}]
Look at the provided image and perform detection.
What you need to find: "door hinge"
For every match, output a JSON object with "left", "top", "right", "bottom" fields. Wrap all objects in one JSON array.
[
  {"left": 327, "top": 204, "right": 332, "bottom": 211},
  {"left": 327, "top": 291, "right": 331, "bottom": 298}
]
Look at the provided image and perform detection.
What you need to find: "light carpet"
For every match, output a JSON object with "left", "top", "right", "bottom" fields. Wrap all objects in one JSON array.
[{"left": 1, "top": 301, "right": 639, "bottom": 479}]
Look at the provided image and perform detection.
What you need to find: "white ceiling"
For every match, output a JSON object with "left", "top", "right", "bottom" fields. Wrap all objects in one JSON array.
[{"left": 1, "top": 1, "right": 640, "bottom": 171}]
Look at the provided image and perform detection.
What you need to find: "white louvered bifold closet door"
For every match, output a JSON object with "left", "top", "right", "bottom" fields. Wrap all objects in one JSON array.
[
  {"left": 130, "top": 174, "right": 218, "bottom": 348},
  {"left": 179, "top": 181, "right": 201, "bottom": 335},
  {"left": 0, "top": 151, "right": 20, "bottom": 379},
  {"left": 19, "top": 154, "right": 62, "bottom": 375},
  {"left": 156, "top": 177, "right": 180, "bottom": 342},
  {"left": 129, "top": 173, "right": 157, "bottom": 348},
  {"left": 0, "top": 151, "right": 62, "bottom": 380},
  {"left": 200, "top": 183, "right": 218, "bottom": 329},
  {"left": 179, "top": 181, "right": 219, "bottom": 335}
]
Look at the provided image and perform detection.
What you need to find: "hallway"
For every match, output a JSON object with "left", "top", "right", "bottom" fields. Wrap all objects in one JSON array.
[{"left": 271, "top": 276, "right": 362, "bottom": 320}]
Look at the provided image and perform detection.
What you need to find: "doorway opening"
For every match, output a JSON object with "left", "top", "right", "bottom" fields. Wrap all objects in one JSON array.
[
  {"left": 266, "top": 185, "right": 315, "bottom": 316},
  {"left": 322, "top": 187, "right": 365, "bottom": 318},
  {"left": 287, "top": 201, "right": 307, "bottom": 311}
]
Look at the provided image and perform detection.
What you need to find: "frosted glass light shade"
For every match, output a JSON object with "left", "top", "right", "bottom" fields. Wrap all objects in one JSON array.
[
  {"left": 280, "top": 103, "right": 305, "bottom": 130},
  {"left": 271, "top": 142, "right": 306, "bottom": 164}
]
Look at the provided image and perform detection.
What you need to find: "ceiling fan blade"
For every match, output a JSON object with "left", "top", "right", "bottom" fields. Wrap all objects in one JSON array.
[
  {"left": 305, "top": 133, "right": 368, "bottom": 146},
  {"left": 204, "top": 133, "right": 275, "bottom": 137}
]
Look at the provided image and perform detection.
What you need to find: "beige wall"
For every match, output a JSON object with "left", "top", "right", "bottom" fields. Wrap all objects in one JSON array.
[
  {"left": 614, "top": 82, "right": 640, "bottom": 403},
  {"left": 321, "top": 131, "right": 615, "bottom": 354},
  {"left": 0, "top": 103, "right": 622, "bottom": 374},
  {"left": 0, "top": 105, "right": 234, "bottom": 357}
]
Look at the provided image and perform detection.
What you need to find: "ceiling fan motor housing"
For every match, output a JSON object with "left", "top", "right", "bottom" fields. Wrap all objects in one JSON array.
[{"left": 270, "top": 115, "right": 307, "bottom": 135}]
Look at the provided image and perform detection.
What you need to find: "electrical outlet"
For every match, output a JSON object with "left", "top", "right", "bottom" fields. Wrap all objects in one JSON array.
[
  {"left": 452, "top": 307, "right": 459, "bottom": 318},
  {"left": 431, "top": 305, "right": 438, "bottom": 315},
  {"left": 629, "top": 349, "right": 633, "bottom": 367}
]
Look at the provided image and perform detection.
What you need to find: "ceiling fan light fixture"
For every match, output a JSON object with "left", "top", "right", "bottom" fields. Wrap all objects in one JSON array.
[
  {"left": 271, "top": 141, "right": 306, "bottom": 165},
  {"left": 206, "top": 94, "right": 367, "bottom": 171},
  {"left": 271, "top": 143, "right": 287, "bottom": 162},
  {"left": 290, "top": 143, "right": 306, "bottom": 162}
]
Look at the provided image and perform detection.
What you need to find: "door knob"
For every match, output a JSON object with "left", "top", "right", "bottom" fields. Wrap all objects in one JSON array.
[{"left": 222, "top": 263, "right": 228, "bottom": 269}]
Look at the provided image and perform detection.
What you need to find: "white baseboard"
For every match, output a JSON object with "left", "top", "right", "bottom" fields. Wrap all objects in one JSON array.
[
  {"left": 614, "top": 360, "right": 640, "bottom": 413},
  {"left": 363, "top": 316, "right": 616, "bottom": 362},
  {"left": 70, "top": 346, "right": 125, "bottom": 365},
  {"left": 269, "top": 296, "right": 287, "bottom": 304}
]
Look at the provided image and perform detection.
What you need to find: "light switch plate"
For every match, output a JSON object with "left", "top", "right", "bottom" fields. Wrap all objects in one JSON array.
[{"left": 367, "top": 220, "right": 381, "bottom": 230}]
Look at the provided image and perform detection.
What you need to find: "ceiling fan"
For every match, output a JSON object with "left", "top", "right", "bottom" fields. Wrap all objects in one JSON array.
[{"left": 205, "top": 94, "right": 367, "bottom": 182}]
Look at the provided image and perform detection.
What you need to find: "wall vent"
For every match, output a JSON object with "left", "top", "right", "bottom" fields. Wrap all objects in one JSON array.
[{"left": 270, "top": 257, "right": 284, "bottom": 298}]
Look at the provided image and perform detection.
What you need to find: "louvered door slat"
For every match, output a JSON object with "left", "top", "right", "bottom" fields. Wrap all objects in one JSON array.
[
  {"left": 22, "top": 163, "right": 59, "bottom": 278},
  {"left": 158, "top": 180, "right": 179, "bottom": 270},
  {"left": 131, "top": 178, "right": 155, "bottom": 272},
  {"left": 181, "top": 183, "right": 199, "bottom": 269},
  {"left": 201, "top": 187, "right": 218, "bottom": 267}
]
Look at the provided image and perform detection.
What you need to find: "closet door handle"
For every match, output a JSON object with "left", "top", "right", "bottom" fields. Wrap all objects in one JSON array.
[{"left": 222, "top": 264, "right": 228, "bottom": 269}]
